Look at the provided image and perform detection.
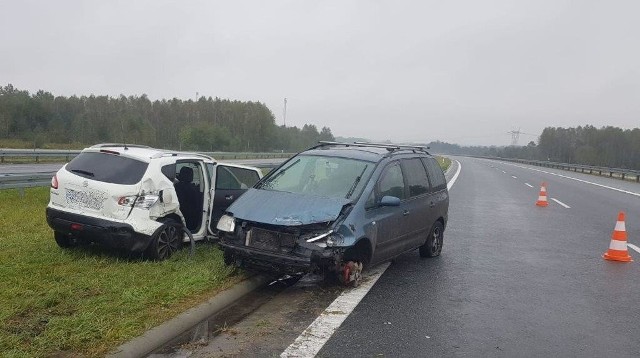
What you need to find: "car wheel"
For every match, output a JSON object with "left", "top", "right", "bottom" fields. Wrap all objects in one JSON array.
[
  {"left": 54, "top": 231, "right": 76, "bottom": 248},
  {"left": 419, "top": 221, "right": 443, "bottom": 258},
  {"left": 146, "top": 219, "right": 182, "bottom": 260}
]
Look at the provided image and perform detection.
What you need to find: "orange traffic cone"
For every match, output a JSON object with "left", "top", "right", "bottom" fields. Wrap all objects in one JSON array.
[
  {"left": 603, "top": 212, "right": 633, "bottom": 262},
  {"left": 535, "top": 182, "right": 548, "bottom": 207}
]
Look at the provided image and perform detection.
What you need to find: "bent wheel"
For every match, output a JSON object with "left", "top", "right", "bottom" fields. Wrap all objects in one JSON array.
[{"left": 339, "top": 261, "right": 363, "bottom": 288}]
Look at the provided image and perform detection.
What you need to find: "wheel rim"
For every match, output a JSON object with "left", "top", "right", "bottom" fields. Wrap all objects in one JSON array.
[
  {"left": 157, "top": 225, "right": 179, "bottom": 259},
  {"left": 431, "top": 226, "right": 442, "bottom": 255}
]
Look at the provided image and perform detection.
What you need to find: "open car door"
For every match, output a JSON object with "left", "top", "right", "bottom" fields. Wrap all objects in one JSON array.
[{"left": 208, "top": 163, "right": 262, "bottom": 235}]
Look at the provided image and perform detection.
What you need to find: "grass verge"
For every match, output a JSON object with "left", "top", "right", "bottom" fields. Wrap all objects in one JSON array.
[
  {"left": 0, "top": 187, "right": 243, "bottom": 357},
  {"left": 436, "top": 156, "right": 452, "bottom": 171}
]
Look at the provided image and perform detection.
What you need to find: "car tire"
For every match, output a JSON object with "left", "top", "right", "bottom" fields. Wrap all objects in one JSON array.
[
  {"left": 54, "top": 231, "right": 76, "bottom": 248},
  {"left": 146, "top": 218, "right": 182, "bottom": 260},
  {"left": 419, "top": 221, "right": 443, "bottom": 258}
]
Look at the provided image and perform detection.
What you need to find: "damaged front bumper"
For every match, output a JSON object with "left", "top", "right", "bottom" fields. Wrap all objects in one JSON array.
[{"left": 218, "top": 239, "right": 345, "bottom": 275}]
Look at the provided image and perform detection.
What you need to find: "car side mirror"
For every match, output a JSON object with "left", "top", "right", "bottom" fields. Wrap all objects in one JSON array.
[{"left": 380, "top": 195, "right": 401, "bottom": 206}]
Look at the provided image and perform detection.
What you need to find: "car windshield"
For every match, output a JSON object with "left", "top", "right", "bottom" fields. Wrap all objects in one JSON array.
[{"left": 258, "top": 155, "right": 374, "bottom": 199}]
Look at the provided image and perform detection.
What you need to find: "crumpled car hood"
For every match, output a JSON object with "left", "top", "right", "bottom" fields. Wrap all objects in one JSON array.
[{"left": 227, "top": 188, "right": 350, "bottom": 226}]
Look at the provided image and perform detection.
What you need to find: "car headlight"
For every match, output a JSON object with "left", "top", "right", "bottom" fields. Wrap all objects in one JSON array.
[
  {"left": 326, "top": 233, "right": 345, "bottom": 247},
  {"left": 217, "top": 214, "right": 236, "bottom": 233},
  {"left": 118, "top": 195, "right": 159, "bottom": 209}
]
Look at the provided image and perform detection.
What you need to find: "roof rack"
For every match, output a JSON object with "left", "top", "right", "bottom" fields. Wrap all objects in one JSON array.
[
  {"left": 90, "top": 143, "right": 151, "bottom": 149},
  {"left": 314, "top": 141, "right": 430, "bottom": 154}
]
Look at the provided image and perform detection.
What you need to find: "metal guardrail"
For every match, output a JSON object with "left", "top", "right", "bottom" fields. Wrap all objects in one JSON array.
[
  {"left": 475, "top": 156, "right": 640, "bottom": 182},
  {"left": 0, "top": 173, "right": 54, "bottom": 190},
  {"left": 0, "top": 163, "right": 283, "bottom": 192},
  {"left": 0, "top": 149, "right": 294, "bottom": 163}
]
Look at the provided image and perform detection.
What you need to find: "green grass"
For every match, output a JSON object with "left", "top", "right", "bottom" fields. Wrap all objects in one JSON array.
[
  {"left": 436, "top": 156, "right": 451, "bottom": 171},
  {"left": 0, "top": 188, "right": 243, "bottom": 357}
]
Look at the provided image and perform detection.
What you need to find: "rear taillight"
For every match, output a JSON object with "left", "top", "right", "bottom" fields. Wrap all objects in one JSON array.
[
  {"left": 117, "top": 195, "right": 159, "bottom": 209},
  {"left": 51, "top": 175, "right": 59, "bottom": 189}
]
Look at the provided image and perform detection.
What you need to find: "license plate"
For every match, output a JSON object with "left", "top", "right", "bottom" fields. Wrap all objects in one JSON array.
[{"left": 65, "top": 188, "right": 106, "bottom": 210}]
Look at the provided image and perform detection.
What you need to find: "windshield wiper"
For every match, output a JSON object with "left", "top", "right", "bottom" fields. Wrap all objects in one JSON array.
[
  {"left": 259, "top": 158, "right": 300, "bottom": 189},
  {"left": 345, "top": 165, "right": 368, "bottom": 198},
  {"left": 70, "top": 169, "right": 95, "bottom": 177}
]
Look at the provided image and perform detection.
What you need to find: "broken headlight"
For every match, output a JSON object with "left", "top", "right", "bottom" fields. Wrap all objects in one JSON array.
[
  {"left": 216, "top": 214, "right": 235, "bottom": 233},
  {"left": 326, "top": 233, "right": 345, "bottom": 247},
  {"left": 305, "top": 230, "right": 333, "bottom": 248}
]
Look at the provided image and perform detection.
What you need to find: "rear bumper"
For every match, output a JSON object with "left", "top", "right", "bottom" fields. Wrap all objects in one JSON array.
[
  {"left": 219, "top": 240, "right": 341, "bottom": 275},
  {"left": 46, "top": 207, "right": 153, "bottom": 252}
]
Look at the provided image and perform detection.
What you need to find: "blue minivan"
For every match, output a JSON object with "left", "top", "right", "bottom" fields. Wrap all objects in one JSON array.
[{"left": 217, "top": 142, "right": 449, "bottom": 286}]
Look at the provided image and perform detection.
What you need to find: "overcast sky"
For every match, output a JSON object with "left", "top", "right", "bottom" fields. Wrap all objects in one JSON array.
[{"left": 1, "top": 1, "right": 639, "bottom": 146}]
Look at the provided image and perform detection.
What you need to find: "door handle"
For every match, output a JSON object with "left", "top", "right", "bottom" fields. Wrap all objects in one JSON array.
[
  {"left": 225, "top": 195, "right": 234, "bottom": 200},
  {"left": 403, "top": 210, "right": 410, "bottom": 216}
]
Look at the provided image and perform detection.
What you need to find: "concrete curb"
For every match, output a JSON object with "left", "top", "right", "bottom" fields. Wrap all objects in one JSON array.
[{"left": 107, "top": 274, "right": 270, "bottom": 358}]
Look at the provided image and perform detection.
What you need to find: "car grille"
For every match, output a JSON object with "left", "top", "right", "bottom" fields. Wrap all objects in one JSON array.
[{"left": 247, "top": 227, "right": 297, "bottom": 252}]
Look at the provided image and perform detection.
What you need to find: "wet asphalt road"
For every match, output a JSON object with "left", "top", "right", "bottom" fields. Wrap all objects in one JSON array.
[{"left": 317, "top": 156, "right": 640, "bottom": 357}]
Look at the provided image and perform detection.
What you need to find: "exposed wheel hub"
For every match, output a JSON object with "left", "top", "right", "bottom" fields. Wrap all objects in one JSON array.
[{"left": 339, "top": 261, "right": 363, "bottom": 287}]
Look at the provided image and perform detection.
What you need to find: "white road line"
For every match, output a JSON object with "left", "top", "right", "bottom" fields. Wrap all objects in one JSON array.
[
  {"left": 627, "top": 243, "right": 640, "bottom": 254},
  {"left": 525, "top": 183, "right": 534, "bottom": 188},
  {"left": 501, "top": 162, "right": 640, "bottom": 198},
  {"left": 281, "top": 161, "right": 463, "bottom": 357},
  {"left": 280, "top": 263, "right": 390, "bottom": 358},
  {"left": 511, "top": 175, "right": 517, "bottom": 179},
  {"left": 550, "top": 198, "right": 571, "bottom": 208},
  {"left": 447, "top": 160, "right": 462, "bottom": 191}
]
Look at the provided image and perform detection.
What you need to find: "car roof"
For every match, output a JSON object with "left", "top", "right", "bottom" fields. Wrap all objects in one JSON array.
[{"left": 83, "top": 144, "right": 214, "bottom": 163}]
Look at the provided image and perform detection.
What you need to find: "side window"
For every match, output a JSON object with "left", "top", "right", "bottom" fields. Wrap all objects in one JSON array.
[
  {"left": 422, "top": 158, "right": 446, "bottom": 191},
  {"left": 402, "top": 158, "right": 430, "bottom": 197},
  {"left": 216, "top": 166, "right": 260, "bottom": 190},
  {"left": 161, "top": 164, "right": 175, "bottom": 181},
  {"left": 378, "top": 162, "right": 406, "bottom": 200}
]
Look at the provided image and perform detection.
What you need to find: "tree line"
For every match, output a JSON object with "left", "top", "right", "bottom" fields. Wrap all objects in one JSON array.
[
  {"left": 0, "top": 84, "right": 334, "bottom": 152},
  {"left": 428, "top": 125, "right": 640, "bottom": 170}
]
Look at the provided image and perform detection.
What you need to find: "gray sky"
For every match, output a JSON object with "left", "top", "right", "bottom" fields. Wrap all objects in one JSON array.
[{"left": 1, "top": 0, "right": 639, "bottom": 146}]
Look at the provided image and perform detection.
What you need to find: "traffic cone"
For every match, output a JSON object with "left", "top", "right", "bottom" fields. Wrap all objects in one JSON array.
[
  {"left": 603, "top": 212, "right": 633, "bottom": 262},
  {"left": 535, "top": 182, "right": 548, "bottom": 207}
]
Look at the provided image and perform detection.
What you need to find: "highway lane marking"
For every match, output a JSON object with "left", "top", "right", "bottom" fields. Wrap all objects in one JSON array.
[
  {"left": 447, "top": 160, "right": 462, "bottom": 191},
  {"left": 511, "top": 175, "right": 517, "bottom": 179},
  {"left": 280, "top": 263, "right": 390, "bottom": 357},
  {"left": 501, "top": 162, "right": 640, "bottom": 198},
  {"left": 525, "top": 183, "right": 534, "bottom": 188},
  {"left": 550, "top": 198, "right": 571, "bottom": 208},
  {"left": 627, "top": 243, "right": 640, "bottom": 254},
  {"left": 282, "top": 160, "right": 462, "bottom": 357}
]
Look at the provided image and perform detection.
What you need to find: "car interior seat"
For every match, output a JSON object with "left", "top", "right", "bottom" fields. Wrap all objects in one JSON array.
[{"left": 174, "top": 167, "right": 200, "bottom": 231}]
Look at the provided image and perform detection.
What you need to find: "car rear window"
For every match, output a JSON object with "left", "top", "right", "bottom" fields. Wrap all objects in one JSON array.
[{"left": 65, "top": 152, "right": 148, "bottom": 185}]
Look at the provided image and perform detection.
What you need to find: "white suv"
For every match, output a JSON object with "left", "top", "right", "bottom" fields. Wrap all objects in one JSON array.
[{"left": 46, "top": 144, "right": 263, "bottom": 260}]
